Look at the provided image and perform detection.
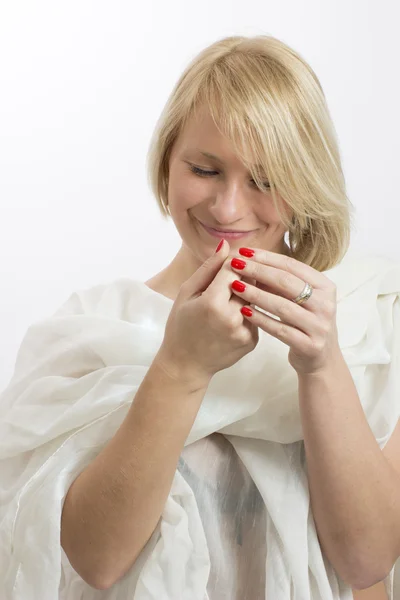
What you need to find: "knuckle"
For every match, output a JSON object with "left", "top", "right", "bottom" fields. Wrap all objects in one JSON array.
[
  {"left": 179, "top": 280, "right": 189, "bottom": 294},
  {"left": 277, "top": 298, "right": 292, "bottom": 318},
  {"left": 321, "top": 298, "right": 336, "bottom": 317},
  {"left": 278, "top": 321, "right": 290, "bottom": 339},
  {"left": 202, "top": 297, "right": 220, "bottom": 318},
  {"left": 233, "top": 329, "right": 251, "bottom": 345},
  {"left": 248, "top": 331, "right": 258, "bottom": 348},
  {"left": 310, "top": 337, "right": 325, "bottom": 353},
  {"left": 251, "top": 262, "right": 262, "bottom": 280},
  {"left": 251, "top": 286, "right": 263, "bottom": 306},
  {"left": 319, "top": 321, "right": 331, "bottom": 336},
  {"left": 329, "top": 282, "right": 337, "bottom": 295},
  {"left": 278, "top": 271, "right": 294, "bottom": 293},
  {"left": 229, "top": 314, "right": 244, "bottom": 330},
  {"left": 285, "top": 255, "right": 297, "bottom": 271}
]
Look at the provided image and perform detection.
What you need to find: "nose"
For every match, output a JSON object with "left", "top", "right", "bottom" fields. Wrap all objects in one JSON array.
[{"left": 208, "top": 180, "right": 250, "bottom": 224}]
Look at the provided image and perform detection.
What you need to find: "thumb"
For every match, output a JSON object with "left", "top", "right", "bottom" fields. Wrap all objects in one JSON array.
[{"left": 182, "top": 238, "right": 230, "bottom": 298}]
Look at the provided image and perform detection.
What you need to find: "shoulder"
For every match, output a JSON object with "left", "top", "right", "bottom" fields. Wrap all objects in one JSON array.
[
  {"left": 324, "top": 250, "right": 400, "bottom": 302},
  {"left": 330, "top": 251, "right": 400, "bottom": 352},
  {"left": 52, "top": 277, "right": 148, "bottom": 320}
]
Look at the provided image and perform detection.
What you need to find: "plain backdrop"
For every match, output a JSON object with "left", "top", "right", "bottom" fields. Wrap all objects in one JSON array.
[
  {"left": 1, "top": 0, "right": 400, "bottom": 592},
  {"left": 1, "top": 1, "right": 400, "bottom": 391}
]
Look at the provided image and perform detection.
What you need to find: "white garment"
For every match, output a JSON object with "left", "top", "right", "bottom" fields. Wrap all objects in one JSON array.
[
  {"left": 0, "top": 251, "right": 399, "bottom": 599},
  {"left": 179, "top": 433, "right": 268, "bottom": 600}
]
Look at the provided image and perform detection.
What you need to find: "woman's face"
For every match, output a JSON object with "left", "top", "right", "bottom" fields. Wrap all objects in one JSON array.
[{"left": 167, "top": 105, "right": 292, "bottom": 264}]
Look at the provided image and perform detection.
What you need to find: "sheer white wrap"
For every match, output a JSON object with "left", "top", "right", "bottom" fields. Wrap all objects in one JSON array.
[{"left": 0, "top": 252, "right": 399, "bottom": 599}]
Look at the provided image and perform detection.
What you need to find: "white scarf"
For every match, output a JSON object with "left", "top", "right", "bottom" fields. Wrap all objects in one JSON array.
[{"left": 0, "top": 251, "right": 399, "bottom": 599}]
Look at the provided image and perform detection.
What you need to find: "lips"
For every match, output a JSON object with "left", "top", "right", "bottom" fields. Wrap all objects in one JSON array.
[
  {"left": 198, "top": 220, "right": 256, "bottom": 240},
  {"left": 206, "top": 226, "right": 248, "bottom": 233}
]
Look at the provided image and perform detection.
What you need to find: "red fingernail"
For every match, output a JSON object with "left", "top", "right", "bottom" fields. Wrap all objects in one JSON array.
[
  {"left": 215, "top": 239, "right": 225, "bottom": 253},
  {"left": 231, "top": 258, "right": 246, "bottom": 270},
  {"left": 241, "top": 306, "right": 253, "bottom": 317},
  {"left": 239, "top": 247, "right": 255, "bottom": 258},
  {"left": 232, "top": 280, "right": 246, "bottom": 293}
]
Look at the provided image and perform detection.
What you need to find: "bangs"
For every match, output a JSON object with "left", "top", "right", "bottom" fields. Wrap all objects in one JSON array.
[
  {"left": 147, "top": 34, "right": 353, "bottom": 271},
  {"left": 187, "top": 80, "right": 278, "bottom": 195}
]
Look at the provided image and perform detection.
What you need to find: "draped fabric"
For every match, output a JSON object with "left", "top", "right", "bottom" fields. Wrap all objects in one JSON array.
[{"left": 0, "top": 252, "right": 399, "bottom": 599}]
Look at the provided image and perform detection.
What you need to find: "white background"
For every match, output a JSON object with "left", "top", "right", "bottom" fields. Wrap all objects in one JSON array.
[
  {"left": 1, "top": 1, "right": 399, "bottom": 391},
  {"left": 0, "top": 0, "right": 400, "bottom": 592}
]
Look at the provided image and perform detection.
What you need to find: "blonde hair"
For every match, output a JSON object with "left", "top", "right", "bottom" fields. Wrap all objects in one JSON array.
[{"left": 146, "top": 35, "right": 355, "bottom": 272}]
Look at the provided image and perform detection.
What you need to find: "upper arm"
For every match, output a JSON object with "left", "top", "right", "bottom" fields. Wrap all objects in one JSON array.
[
  {"left": 381, "top": 418, "right": 400, "bottom": 566},
  {"left": 352, "top": 580, "right": 389, "bottom": 600},
  {"left": 382, "top": 419, "right": 400, "bottom": 478}
]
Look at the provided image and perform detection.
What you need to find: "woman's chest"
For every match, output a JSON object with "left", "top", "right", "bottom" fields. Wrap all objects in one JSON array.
[
  {"left": 179, "top": 434, "right": 389, "bottom": 600},
  {"left": 179, "top": 433, "right": 267, "bottom": 600}
]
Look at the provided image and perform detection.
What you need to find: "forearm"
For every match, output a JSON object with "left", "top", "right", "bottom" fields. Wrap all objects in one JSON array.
[
  {"left": 298, "top": 350, "right": 399, "bottom": 589},
  {"left": 61, "top": 354, "right": 210, "bottom": 590}
]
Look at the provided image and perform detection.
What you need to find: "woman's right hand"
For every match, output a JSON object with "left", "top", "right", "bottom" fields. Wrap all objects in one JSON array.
[{"left": 155, "top": 239, "right": 259, "bottom": 389}]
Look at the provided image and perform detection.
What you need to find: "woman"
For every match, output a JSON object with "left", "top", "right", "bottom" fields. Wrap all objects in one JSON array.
[{"left": 1, "top": 35, "right": 399, "bottom": 599}]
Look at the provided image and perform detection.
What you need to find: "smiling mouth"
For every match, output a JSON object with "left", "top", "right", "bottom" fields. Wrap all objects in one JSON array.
[{"left": 198, "top": 220, "right": 257, "bottom": 239}]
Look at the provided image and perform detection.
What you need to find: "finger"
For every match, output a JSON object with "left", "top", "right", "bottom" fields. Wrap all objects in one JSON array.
[
  {"left": 230, "top": 256, "right": 319, "bottom": 310},
  {"left": 229, "top": 274, "right": 256, "bottom": 308},
  {"left": 237, "top": 248, "right": 330, "bottom": 290},
  {"left": 232, "top": 260, "right": 310, "bottom": 304},
  {"left": 205, "top": 244, "right": 250, "bottom": 303},
  {"left": 183, "top": 239, "right": 231, "bottom": 299},
  {"left": 241, "top": 304, "right": 309, "bottom": 348},
  {"left": 240, "top": 274, "right": 257, "bottom": 309},
  {"left": 231, "top": 280, "right": 317, "bottom": 333}
]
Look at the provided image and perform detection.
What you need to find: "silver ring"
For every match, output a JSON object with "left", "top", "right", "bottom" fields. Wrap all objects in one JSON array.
[{"left": 292, "top": 282, "right": 313, "bottom": 305}]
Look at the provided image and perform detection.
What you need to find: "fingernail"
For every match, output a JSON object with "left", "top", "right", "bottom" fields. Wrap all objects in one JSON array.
[
  {"left": 239, "top": 247, "right": 255, "bottom": 258},
  {"left": 231, "top": 258, "right": 246, "bottom": 270},
  {"left": 215, "top": 239, "right": 225, "bottom": 253},
  {"left": 232, "top": 280, "right": 246, "bottom": 293},
  {"left": 241, "top": 306, "right": 253, "bottom": 317}
]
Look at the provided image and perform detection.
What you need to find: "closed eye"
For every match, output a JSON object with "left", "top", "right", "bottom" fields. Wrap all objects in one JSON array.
[
  {"left": 189, "top": 165, "right": 270, "bottom": 189},
  {"left": 190, "top": 165, "right": 218, "bottom": 177}
]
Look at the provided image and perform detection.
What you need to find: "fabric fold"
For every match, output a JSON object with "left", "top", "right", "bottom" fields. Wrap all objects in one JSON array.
[{"left": 0, "top": 251, "right": 399, "bottom": 599}]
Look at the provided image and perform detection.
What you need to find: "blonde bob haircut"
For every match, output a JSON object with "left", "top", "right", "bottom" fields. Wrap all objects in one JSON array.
[{"left": 146, "top": 35, "right": 355, "bottom": 272}]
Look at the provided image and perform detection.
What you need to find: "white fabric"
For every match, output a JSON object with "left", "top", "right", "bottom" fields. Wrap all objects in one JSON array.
[
  {"left": 0, "top": 251, "right": 399, "bottom": 599},
  {"left": 179, "top": 432, "right": 268, "bottom": 599}
]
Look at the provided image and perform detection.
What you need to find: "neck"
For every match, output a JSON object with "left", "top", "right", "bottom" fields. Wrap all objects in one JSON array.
[{"left": 146, "top": 239, "right": 291, "bottom": 301}]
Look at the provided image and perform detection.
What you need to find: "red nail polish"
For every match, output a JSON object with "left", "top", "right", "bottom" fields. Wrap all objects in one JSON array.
[
  {"left": 215, "top": 239, "right": 225, "bottom": 253},
  {"left": 241, "top": 306, "right": 253, "bottom": 317},
  {"left": 232, "top": 280, "right": 246, "bottom": 293},
  {"left": 239, "top": 247, "right": 255, "bottom": 258},
  {"left": 231, "top": 258, "right": 246, "bottom": 270}
]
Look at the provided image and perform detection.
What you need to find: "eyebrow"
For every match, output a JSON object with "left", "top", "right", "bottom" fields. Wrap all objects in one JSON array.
[
  {"left": 198, "top": 151, "right": 224, "bottom": 163},
  {"left": 191, "top": 149, "right": 265, "bottom": 172}
]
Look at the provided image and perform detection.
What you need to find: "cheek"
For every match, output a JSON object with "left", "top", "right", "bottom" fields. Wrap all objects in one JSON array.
[
  {"left": 169, "top": 172, "right": 204, "bottom": 211},
  {"left": 260, "top": 196, "right": 292, "bottom": 227},
  {"left": 257, "top": 203, "right": 283, "bottom": 226}
]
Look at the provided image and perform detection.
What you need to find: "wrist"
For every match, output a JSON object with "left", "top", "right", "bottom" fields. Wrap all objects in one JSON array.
[
  {"left": 153, "top": 349, "right": 212, "bottom": 393},
  {"left": 296, "top": 347, "right": 345, "bottom": 381}
]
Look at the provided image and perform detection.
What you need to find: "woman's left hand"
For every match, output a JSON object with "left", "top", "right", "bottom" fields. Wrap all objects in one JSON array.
[{"left": 229, "top": 247, "right": 342, "bottom": 375}]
